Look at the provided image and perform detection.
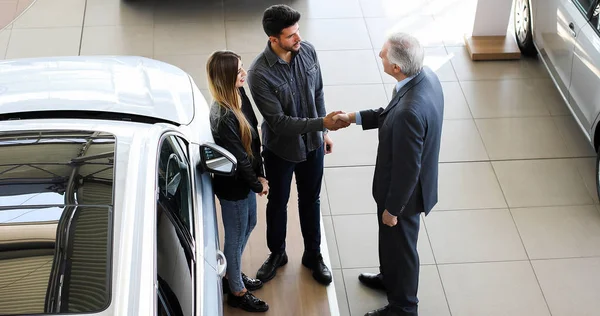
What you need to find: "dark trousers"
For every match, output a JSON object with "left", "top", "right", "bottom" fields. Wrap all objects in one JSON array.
[
  {"left": 378, "top": 206, "right": 421, "bottom": 316},
  {"left": 263, "top": 146, "right": 324, "bottom": 256}
]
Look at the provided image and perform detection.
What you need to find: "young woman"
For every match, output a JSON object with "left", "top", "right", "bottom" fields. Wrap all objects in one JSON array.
[{"left": 206, "top": 50, "right": 269, "bottom": 313}]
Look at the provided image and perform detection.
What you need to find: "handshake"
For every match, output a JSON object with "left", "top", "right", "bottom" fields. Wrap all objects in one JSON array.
[{"left": 324, "top": 111, "right": 353, "bottom": 131}]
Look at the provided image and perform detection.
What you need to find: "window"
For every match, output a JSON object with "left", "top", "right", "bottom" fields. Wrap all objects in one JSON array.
[
  {"left": 0, "top": 130, "right": 115, "bottom": 315},
  {"left": 573, "top": 0, "right": 597, "bottom": 16},
  {"left": 591, "top": 3, "right": 600, "bottom": 31},
  {"left": 155, "top": 135, "right": 195, "bottom": 316}
]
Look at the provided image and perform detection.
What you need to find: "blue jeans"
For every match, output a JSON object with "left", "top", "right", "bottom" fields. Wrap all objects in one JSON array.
[{"left": 220, "top": 191, "right": 257, "bottom": 293}]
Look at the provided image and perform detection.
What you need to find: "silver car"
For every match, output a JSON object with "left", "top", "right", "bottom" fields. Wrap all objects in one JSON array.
[
  {"left": 514, "top": 0, "right": 600, "bottom": 197},
  {"left": 0, "top": 56, "right": 235, "bottom": 316}
]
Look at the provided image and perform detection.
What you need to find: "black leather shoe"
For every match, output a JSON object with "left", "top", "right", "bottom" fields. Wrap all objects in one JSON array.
[
  {"left": 223, "top": 273, "right": 264, "bottom": 294},
  {"left": 364, "top": 305, "right": 399, "bottom": 316},
  {"left": 256, "top": 252, "right": 288, "bottom": 282},
  {"left": 242, "top": 273, "right": 263, "bottom": 291},
  {"left": 302, "top": 253, "right": 332, "bottom": 285},
  {"left": 227, "top": 291, "right": 269, "bottom": 312},
  {"left": 358, "top": 272, "right": 386, "bottom": 291}
]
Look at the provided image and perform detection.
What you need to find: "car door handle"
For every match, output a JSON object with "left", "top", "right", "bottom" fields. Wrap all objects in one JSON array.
[
  {"left": 216, "top": 250, "right": 227, "bottom": 277},
  {"left": 569, "top": 22, "right": 577, "bottom": 37}
]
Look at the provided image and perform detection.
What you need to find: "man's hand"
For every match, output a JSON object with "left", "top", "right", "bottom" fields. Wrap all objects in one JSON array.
[
  {"left": 324, "top": 133, "right": 334, "bottom": 154},
  {"left": 382, "top": 209, "right": 398, "bottom": 227},
  {"left": 258, "top": 177, "right": 269, "bottom": 196},
  {"left": 324, "top": 111, "right": 350, "bottom": 131},
  {"left": 333, "top": 113, "right": 352, "bottom": 124}
]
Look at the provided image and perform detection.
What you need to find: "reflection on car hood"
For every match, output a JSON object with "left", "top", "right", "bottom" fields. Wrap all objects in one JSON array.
[{"left": 0, "top": 56, "right": 195, "bottom": 125}]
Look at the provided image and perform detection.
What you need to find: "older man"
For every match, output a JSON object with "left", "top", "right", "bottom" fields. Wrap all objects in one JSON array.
[{"left": 335, "top": 32, "right": 444, "bottom": 316}]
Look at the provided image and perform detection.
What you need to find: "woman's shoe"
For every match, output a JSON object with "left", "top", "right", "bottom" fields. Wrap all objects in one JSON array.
[
  {"left": 227, "top": 291, "right": 269, "bottom": 312},
  {"left": 242, "top": 273, "right": 263, "bottom": 291}
]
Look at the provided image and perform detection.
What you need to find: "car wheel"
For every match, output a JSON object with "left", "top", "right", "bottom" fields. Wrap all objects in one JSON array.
[{"left": 514, "top": 0, "right": 537, "bottom": 57}]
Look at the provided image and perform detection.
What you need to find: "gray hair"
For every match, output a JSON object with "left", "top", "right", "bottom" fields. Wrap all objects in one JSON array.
[{"left": 386, "top": 32, "right": 424, "bottom": 77}]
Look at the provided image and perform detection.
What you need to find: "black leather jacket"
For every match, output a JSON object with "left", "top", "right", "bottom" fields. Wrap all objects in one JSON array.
[{"left": 210, "top": 87, "right": 265, "bottom": 201}]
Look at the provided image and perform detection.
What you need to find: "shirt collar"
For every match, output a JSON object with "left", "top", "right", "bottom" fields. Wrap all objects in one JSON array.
[
  {"left": 263, "top": 41, "right": 299, "bottom": 67},
  {"left": 394, "top": 72, "right": 419, "bottom": 94}
]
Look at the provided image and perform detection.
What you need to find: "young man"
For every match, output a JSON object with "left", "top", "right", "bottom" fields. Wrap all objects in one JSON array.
[{"left": 247, "top": 4, "right": 347, "bottom": 286}]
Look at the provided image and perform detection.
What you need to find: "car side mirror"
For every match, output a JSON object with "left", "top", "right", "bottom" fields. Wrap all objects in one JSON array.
[{"left": 199, "top": 143, "right": 237, "bottom": 176}]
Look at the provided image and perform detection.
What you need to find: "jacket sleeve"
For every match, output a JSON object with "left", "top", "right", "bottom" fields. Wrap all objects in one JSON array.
[
  {"left": 359, "top": 108, "right": 385, "bottom": 130},
  {"left": 386, "top": 108, "right": 425, "bottom": 216},
  {"left": 216, "top": 116, "right": 263, "bottom": 193},
  {"left": 247, "top": 69, "right": 325, "bottom": 135}
]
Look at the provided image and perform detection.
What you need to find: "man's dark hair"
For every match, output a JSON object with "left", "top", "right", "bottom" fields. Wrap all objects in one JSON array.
[{"left": 262, "top": 5, "right": 301, "bottom": 37}]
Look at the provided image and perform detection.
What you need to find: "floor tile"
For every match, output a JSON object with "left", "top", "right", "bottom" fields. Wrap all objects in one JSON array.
[
  {"left": 84, "top": 0, "right": 155, "bottom": 26},
  {"left": 460, "top": 80, "right": 552, "bottom": 119},
  {"left": 333, "top": 269, "right": 351, "bottom": 316},
  {"left": 154, "top": 22, "right": 226, "bottom": 55},
  {"left": 492, "top": 159, "right": 594, "bottom": 208},
  {"left": 512, "top": 205, "right": 600, "bottom": 259},
  {"left": 321, "top": 179, "right": 331, "bottom": 216},
  {"left": 317, "top": 50, "right": 382, "bottom": 85},
  {"left": 439, "top": 261, "right": 550, "bottom": 316},
  {"left": 475, "top": 117, "right": 571, "bottom": 160},
  {"left": 439, "top": 119, "right": 488, "bottom": 162},
  {"left": 574, "top": 158, "right": 599, "bottom": 204},
  {"left": 359, "top": 0, "right": 433, "bottom": 18},
  {"left": 446, "top": 46, "right": 547, "bottom": 81},
  {"left": 323, "top": 215, "right": 341, "bottom": 269},
  {"left": 431, "top": 0, "right": 477, "bottom": 46},
  {"left": 324, "top": 166, "right": 376, "bottom": 215},
  {"left": 80, "top": 25, "right": 154, "bottom": 57},
  {"left": 302, "top": 18, "right": 372, "bottom": 51},
  {"left": 292, "top": 0, "right": 363, "bottom": 19},
  {"left": 153, "top": 54, "right": 210, "bottom": 89},
  {"left": 435, "top": 162, "right": 507, "bottom": 211},
  {"left": 378, "top": 47, "right": 457, "bottom": 84},
  {"left": 333, "top": 214, "right": 435, "bottom": 268},
  {"left": 532, "top": 257, "right": 600, "bottom": 316},
  {"left": 6, "top": 27, "right": 81, "bottom": 59},
  {"left": 365, "top": 15, "right": 443, "bottom": 49},
  {"left": 0, "top": 29, "right": 9, "bottom": 59},
  {"left": 225, "top": 20, "right": 267, "bottom": 54},
  {"left": 323, "top": 84, "right": 389, "bottom": 114},
  {"left": 535, "top": 79, "right": 570, "bottom": 116},
  {"left": 154, "top": 0, "right": 223, "bottom": 26},
  {"left": 343, "top": 266, "right": 450, "bottom": 316},
  {"left": 324, "top": 126, "right": 378, "bottom": 167},
  {"left": 224, "top": 0, "right": 291, "bottom": 22},
  {"left": 12, "top": 0, "right": 84, "bottom": 29},
  {"left": 553, "top": 115, "right": 596, "bottom": 157},
  {"left": 0, "top": 1, "right": 18, "bottom": 30},
  {"left": 440, "top": 81, "right": 472, "bottom": 119},
  {"left": 426, "top": 209, "right": 527, "bottom": 263}
]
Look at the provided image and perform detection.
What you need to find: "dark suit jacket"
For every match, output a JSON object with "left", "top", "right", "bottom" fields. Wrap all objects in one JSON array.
[{"left": 360, "top": 67, "right": 444, "bottom": 216}]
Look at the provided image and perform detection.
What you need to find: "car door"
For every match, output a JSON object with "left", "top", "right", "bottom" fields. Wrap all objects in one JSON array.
[
  {"left": 568, "top": 1, "right": 600, "bottom": 133},
  {"left": 534, "top": 0, "right": 591, "bottom": 97},
  {"left": 155, "top": 134, "right": 197, "bottom": 316},
  {"left": 190, "top": 142, "right": 224, "bottom": 316}
]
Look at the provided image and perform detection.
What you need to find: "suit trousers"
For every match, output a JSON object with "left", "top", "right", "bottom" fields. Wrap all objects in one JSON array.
[{"left": 377, "top": 206, "right": 421, "bottom": 316}]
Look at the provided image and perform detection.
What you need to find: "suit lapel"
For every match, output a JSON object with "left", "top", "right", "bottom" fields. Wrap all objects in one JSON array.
[{"left": 381, "top": 69, "right": 427, "bottom": 115}]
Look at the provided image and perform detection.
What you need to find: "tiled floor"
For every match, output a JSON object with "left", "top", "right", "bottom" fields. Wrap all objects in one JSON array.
[{"left": 2, "top": 0, "right": 600, "bottom": 315}]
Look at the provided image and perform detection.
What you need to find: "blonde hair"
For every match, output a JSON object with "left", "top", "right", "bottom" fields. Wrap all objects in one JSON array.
[{"left": 206, "top": 50, "right": 253, "bottom": 157}]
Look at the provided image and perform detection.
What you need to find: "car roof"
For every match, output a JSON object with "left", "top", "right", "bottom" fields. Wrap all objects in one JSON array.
[{"left": 0, "top": 56, "right": 195, "bottom": 125}]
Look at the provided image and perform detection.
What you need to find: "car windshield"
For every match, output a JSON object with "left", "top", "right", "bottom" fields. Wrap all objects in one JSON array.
[{"left": 0, "top": 130, "right": 115, "bottom": 315}]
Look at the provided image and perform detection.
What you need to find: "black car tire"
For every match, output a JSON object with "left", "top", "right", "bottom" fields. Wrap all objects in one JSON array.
[
  {"left": 514, "top": 0, "right": 537, "bottom": 57},
  {"left": 596, "top": 146, "right": 600, "bottom": 202}
]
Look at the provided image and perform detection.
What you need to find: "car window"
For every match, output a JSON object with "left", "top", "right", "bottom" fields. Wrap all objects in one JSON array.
[
  {"left": 0, "top": 130, "right": 115, "bottom": 315},
  {"left": 591, "top": 3, "right": 600, "bottom": 30},
  {"left": 573, "top": 0, "right": 597, "bottom": 15},
  {"left": 156, "top": 135, "right": 195, "bottom": 316},
  {"left": 157, "top": 136, "right": 194, "bottom": 240}
]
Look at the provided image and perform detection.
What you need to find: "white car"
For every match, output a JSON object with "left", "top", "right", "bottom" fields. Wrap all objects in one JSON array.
[
  {"left": 514, "top": 0, "right": 600, "bottom": 198},
  {"left": 0, "top": 56, "right": 234, "bottom": 316}
]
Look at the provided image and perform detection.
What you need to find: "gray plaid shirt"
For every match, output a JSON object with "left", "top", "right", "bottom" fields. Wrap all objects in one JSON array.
[{"left": 247, "top": 41, "right": 326, "bottom": 162}]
